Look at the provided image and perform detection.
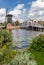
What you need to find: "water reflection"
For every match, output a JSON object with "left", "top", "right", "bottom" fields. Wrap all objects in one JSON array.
[{"left": 12, "top": 29, "right": 44, "bottom": 49}]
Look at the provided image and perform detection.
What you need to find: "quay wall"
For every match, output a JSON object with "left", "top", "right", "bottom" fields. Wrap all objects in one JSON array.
[{"left": 0, "top": 25, "right": 44, "bottom": 32}]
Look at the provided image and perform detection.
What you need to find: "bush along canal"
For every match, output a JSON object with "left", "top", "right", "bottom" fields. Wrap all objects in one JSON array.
[{"left": 0, "top": 29, "right": 44, "bottom": 65}]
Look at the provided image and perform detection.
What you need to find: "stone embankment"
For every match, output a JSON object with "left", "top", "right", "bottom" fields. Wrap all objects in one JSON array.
[
  {"left": 0, "top": 25, "right": 20, "bottom": 30},
  {"left": 7, "top": 26, "right": 20, "bottom": 30}
]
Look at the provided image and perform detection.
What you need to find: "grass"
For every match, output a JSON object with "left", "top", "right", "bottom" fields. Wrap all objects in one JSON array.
[{"left": 29, "top": 49, "right": 44, "bottom": 65}]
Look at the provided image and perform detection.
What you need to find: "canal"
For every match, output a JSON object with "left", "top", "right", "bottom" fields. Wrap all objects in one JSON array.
[{"left": 12, "top": 29, "right": 44, "bottom": 49}]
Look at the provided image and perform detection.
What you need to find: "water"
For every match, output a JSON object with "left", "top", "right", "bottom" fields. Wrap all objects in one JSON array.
[{"left": 12, "top": 29, "right": 44, "bottom": 49}]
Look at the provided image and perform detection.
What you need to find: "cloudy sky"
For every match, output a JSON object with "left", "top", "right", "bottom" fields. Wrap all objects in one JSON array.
[{"left": 0, "top": 0, "right": 44, "bottom": 23}]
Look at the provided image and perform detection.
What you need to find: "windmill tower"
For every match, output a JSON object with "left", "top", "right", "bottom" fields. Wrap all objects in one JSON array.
[
  {"left": 6, "top": 14, "right": 13, "bottom": 23},
  {"left": 6, "top": 8, "right": 13, "bottom": 24}
]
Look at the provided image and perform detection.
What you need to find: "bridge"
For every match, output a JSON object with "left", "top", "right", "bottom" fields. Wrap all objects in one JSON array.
[
  {"left": 0, "top": 23, "right": 44, "bottom": 31},
  {"left": 20, "top": 24, "right": 44, "bottom": 31}
]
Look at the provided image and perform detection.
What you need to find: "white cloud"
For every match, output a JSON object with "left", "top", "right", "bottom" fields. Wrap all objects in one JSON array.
[
  {"left": 9, "top": 4, "right": 27, "bottom": 22},
  {"left": 0, "top": 8, "right": 6, "bottom": 23},
  {"left": 28, "top": 0, "right": 44, "bottom": 20},
  {"left": 32, "top": 0, "right": 44, "bottom": 8},
  {"left": 9, "top": 4, "right": 24, "bottom": 15},
  {"left": 16, "top": 4, "right": 24, "bottom": 9},
  {"left": 1, "top": 0, "right": 44, "bottom": 23},
  {"left": 0, "top": 4, "right": 27, "bottom": 23}
]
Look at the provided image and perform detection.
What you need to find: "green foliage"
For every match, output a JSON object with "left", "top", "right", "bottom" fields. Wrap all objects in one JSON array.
[
  {"left": 43, "top": 22, "right": 44, "bottom": 26},
  {"left": 29, "top": 48, "right": 44, "bottom": 65},
  {"left": 15, "top": 20, "right": 20, "bottom": 26},
  {"left": 0, "top": 30, "right": 12, "bottom": 47},
  {"left": 0, "top": 22, "right": 8, "bottom": 26},
  {"left": 9, "top": 51, "right": 37, "bottom": 65},
  {"left": 0, "top": 30, "right": 14, "bottom": 64},
  {"left": 28, "top": 34, "right": 44, "bottom": 65},
  {"left": 29, "top": 34, "right": 44, "bottom": 52},
  {"left": 11, "top": 50, "right": 20, "bottom": 55}
]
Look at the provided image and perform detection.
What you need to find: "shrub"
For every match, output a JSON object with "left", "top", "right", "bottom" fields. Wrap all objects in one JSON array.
[
  {"left": 29, "top": 34, "right": 44, "bottom": 52},
  {"left": 9, "top": 51, "right": 37, "bottom": 65},
  {"left": 0, "top": 30, "right": 13, "bottom": 64}
]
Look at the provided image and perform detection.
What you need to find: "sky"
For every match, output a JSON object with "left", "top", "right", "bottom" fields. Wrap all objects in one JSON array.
[{"left": 0, "top": 0, "right": 44, "bottom": 23}]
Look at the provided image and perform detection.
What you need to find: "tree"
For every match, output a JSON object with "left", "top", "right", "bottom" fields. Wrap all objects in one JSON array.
[
  {"left": 15, "top": 20, "right": 20, "bottom": 26},
  {"left": 43, "top": 22, "right": 44, "bottom": 26}
]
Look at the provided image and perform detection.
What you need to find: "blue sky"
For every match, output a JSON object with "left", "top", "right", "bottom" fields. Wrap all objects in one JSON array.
[
  {"left": 0, "top": 0, "right": 44, "bottom": 23},
  {"left": 0, "top": 0, "right": 35, "bottom": 11}
]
